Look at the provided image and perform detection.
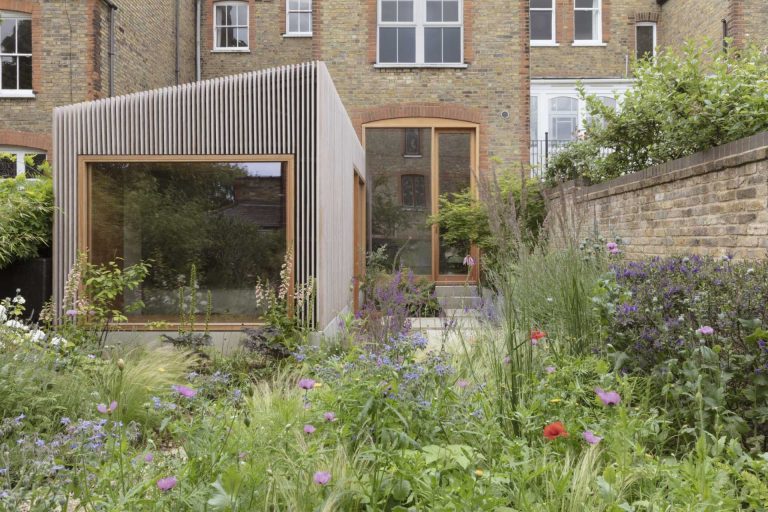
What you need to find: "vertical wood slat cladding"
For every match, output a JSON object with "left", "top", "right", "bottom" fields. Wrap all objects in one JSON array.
[{"left": 53, "top": 63, "right": 325, "bottom": 325}]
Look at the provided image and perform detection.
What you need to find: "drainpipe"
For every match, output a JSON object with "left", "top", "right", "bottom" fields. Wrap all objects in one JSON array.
[
  {"left": 721, "top": 19, "right": 728, "bottom": 52},
  {"left": 175, "top": 0, "right": 181, "bottom": 85},
  {"left": 100, "top": 0, "right": 118, "bottom": 97},
  {"left": 195, "top": 0, "right": 201, "bottom": 81}
]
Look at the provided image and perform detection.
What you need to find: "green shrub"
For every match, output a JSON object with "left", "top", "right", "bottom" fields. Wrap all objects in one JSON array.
[
  {"left": 547, "top": 41, "right": 768, "bottom": 184},
  {"left": 0, "top": 172, "right": 53, "bottom": 269}
]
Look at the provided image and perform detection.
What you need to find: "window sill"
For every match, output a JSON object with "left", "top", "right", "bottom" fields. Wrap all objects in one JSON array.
[
  {"left": 571, "top": 41, "right": 607, "bottom": 47},
  {"left": 0, "top": 90, "right": 35, "bottom": 99},
  {"left": 531, "top": 41, "right": 559, "bottom": 47},
  {"left": 374, "top": 63, "right": 468, "bottom": 69},
  {"left": 211, "top": 48, "right": 251, "bottom": 53},
  {"left": 283, "top": 33, "right": 313, "bottom": 38}
]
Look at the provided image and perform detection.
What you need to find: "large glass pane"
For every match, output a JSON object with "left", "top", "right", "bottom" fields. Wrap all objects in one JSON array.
[
  {"left": 88, "top": 161, "right": 288, "bottom": 323},
  {"left": 379, "top": 27, "right": 397, "bottom": 62},
  {"left": 443, "top": 27, "right": 461, "bottom": 62},
  {"left": 18, "top": 56, "right": 31, "bottom": 90},
  {"left": 17, "top": 20, "right": 31, "bottom": 54},
  {"left": 289, "top": 13, "right": 300, "bottom": 34},
  {"left": 443, "top": 1, "right": 459, "bottom": 22},
  {"left": 233, "top": 28, "right": 248, "bottom": 47},
  {"left": 530, "top": 10, "right": 552, "bottom": 40},
  {"left": 299, "top": 12, "right": 311, "bottom": 33},
  {"left": 438, "top": 132, "right": 472, "bottom": 275},
  {"left": 398, "top": 1, "right": 413, "bottom": 22},
  {"left": 381, "top": 1, "right": 397, "bottom": 22},
  {"left": 0, "top": 19, "right": 15, "bottom": 54},
  {"left": 574, "top": 10, "right": 594, "bottom": 40},
  {"left": 368, "top": 128, "right": 432, "bottom": 275},
  {"left": 575, "top": 0, "right": 594, "bottom": 7},
  {"left": 398, "top": 27, "right": 415, "bottom": 63},
  {"left": 1, "top": 56, "right": 17, "bottom": 90},
  {"left": 427, "top": 1, "right": 442, "bottom": 22},
  {"left": 531, "top": 0, "right": 552, "bottom": 7},
  {"left": 425, "top": 27, "right": 442, "bottom": 63}
]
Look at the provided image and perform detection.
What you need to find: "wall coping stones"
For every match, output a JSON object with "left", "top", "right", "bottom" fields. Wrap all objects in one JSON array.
[{"left": 546, "top": 131, "right": 768, "bottom": 203}]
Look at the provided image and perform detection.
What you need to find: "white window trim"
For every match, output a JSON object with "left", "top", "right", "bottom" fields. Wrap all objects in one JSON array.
[
  {"left": 285, "top": 0, "right": 313, "bottom": 37},
  {"left": 635, "top": 21, "right": 657, "bottom": 58},
  {"left": 0, "top": 147, "right": 46, "bottom": 177},
  {"left": 529, "top": 79, "right": 634, "bottom": 142},
  {"left": 0, "top": 11, "right": 34, "bottom": 97},
  {"left": 213, "top": 1, "right": 250, "bottom": 52},
  {"left": 530, "top": 0, "right": 556, "bottom": 45},
  {"left": 376, "top": 0, "right": 464, "bottom": 67},
  {"left": 573, "top": 0, "right": 602, "bottom": 44}
]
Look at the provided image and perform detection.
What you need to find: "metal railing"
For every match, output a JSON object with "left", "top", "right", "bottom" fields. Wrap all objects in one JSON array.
[{"left": 529, "top": 134, "right": 574, "bottom": 177}]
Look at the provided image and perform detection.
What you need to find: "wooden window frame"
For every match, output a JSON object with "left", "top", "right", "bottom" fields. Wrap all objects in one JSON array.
[
  {"left": 77, "top": 154, "right": 295, "bottom": 331},
  {"left": 362, "top": 118, "right": 480, "bottom": 283}
]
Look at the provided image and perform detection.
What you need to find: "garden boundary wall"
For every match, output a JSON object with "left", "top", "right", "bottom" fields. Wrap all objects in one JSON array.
[{"left": 545, "top": 131, "right": 768, "bottom": 259}]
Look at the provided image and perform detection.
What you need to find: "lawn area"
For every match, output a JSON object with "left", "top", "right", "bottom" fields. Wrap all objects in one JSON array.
[{"left": 1, "top": 245, "right": 767, "bottom": 511}]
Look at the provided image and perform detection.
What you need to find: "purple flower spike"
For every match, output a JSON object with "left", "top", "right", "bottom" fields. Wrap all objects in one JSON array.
[
  {"left": 157, "top": 476, "right": 177, "bottom": 491},
  {"left": 304, "top": 424, "right": 316, "bottom": 434},
  {"left": 172, "top": 385, "right": 197, "bottom": 398},
  {"left": 298, "top": 378, "right": 316, "bottom": 390},
  {"left": 313, "top": 471, "right": 331, "bottom": 485},
  {"left": 582, "top": 431, "right": 603, "bottom": 445},
  {"left": 97, "top": 401, "right": 118, "bottom": 414},
  {"left": 144, "top": 453, "right": 154, "bottom": 463},
  {"left": 545, "top": 366, "right": 556, "bottom": 374},
  {"left": 696, "top": 326, "right": 714, "bottom": 335},
  {"left": 323, "top": 412, "right": 336, "bottom": 422},
  {"left": 65, "top": 309, "right": 78, "bottom": 317},
  {"left": 456, "top": 379, "right": 469, "bottom": 389},
  {"left": 595, "top": 388, "right": 621, "bottom": 406}
]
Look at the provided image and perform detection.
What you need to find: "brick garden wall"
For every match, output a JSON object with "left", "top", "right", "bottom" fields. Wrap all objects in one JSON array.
[{"left": 545, "top": 131, "right": 768, "bottom": 259}]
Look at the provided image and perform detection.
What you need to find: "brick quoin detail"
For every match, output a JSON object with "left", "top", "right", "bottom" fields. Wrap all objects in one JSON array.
[
  {"left": 0, "top": 0, "right": 42, "bottom": 93},
  {"left": 0, "top": 129, "right": 51, "bottom": 152},
  {"left": 311, "top": 0, "right": 322, "bottom": 60},
  {"left": 602, "top": 0, "right": 611, "bottom": 43},
  {"left": 366, "top": 0, "right": 376, "bottom": 63}
]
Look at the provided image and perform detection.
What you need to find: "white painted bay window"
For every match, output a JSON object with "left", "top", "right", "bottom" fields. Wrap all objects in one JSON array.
[
  {"left": 573, "top": 0, "right": 602, "bottom": 44},
  {"left": 377, "top": 0, "right": 464, "bottom": 67}
]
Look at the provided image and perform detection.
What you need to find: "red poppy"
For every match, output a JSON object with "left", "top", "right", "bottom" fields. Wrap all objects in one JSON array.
[
  {"left": 543, "top": 421, "right": 568, "bottom": 440},
  {"left": 531, "top": 330, "right": 547, "bottom": 341}
]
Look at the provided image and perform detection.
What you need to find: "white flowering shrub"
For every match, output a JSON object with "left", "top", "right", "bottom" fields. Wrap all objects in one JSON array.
[{"left": 0, "top": 291, "right": 68, "bottom": 351}]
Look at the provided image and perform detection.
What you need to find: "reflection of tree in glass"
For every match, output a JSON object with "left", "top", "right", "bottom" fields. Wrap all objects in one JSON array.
[{"left": 371, "top": 173, "right": 411, "bottom": 237}]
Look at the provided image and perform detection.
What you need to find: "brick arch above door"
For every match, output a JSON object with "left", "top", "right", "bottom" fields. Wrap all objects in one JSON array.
[{"left": 351, "top": 103, "right": 484, "bottom": 140}]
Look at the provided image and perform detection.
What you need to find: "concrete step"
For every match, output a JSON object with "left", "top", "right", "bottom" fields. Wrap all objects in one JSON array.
[
  {"left": 437, "top": 295, "right": 483, "bottom": 310},
  {"left": 409, "top": 316, "right": 481, "bottom": 330},
  {"left": 433, "top": 285, "right": 479, "bottom": 298}
]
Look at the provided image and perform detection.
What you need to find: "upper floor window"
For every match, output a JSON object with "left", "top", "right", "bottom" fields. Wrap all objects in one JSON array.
[
  {"left": 530, "top": 0, "right": 555, "bottom": 44},
  {"left": 214, "top": 2, "right": 249, "bottom": 51},
  {"left": 574, "top": 0, "right": 601, "bottom": 43},
  {"left": 636, "top": 22, "right": 656, "bottom": 59},
  {"left": 0, "top": 12, "right": 32, "bottom": 95},
  {"left": 286, "top": 0, "right": 312, "bottom": 36},
  {"left": 377, "top": 0, "right": 464, "bottom": 66}
]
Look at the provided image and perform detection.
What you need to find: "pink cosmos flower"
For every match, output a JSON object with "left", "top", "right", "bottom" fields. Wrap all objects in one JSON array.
[
  {"left": 298, "top": 378, "right": 316, "bottom": 390},
  {"left": 595, "top": 388, "right": 621, "bottom": 406},
  {"left": 313, "top": 471, "right": 331, "bottom": 485},
  {"left": 582, "top": 431, "right": 602, "bottom": 445},
  {"left": 157, "top": 476, "right": 177, "bottom": 491},
  {"left": 463, "top": 255, "right": 476, "bottom": 267},
  {"left": 606, "top": 242, "right": 620, "bottom": 255},
  {"left": 97, "top": 401, "right": 117, "bottom": 414},
  {"left": 172, "top": 385, "right": 197, "bottom": 398},
  {"left": 696, "top": 326, "right": 714, "bottom": 335},
  {"left": 323, "top": 412, "right": 336, "bottom": 422},
  {"left": 304, "top": 424, "right": 316, "bottom": 434}
]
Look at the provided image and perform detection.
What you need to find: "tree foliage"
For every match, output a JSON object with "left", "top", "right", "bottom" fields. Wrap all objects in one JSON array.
[
  {"left": 547, "top": 41, "right": 768, "bottom": 183},
  {"left": 0, "top": 170, "right": 53, "bottom": 269}
]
